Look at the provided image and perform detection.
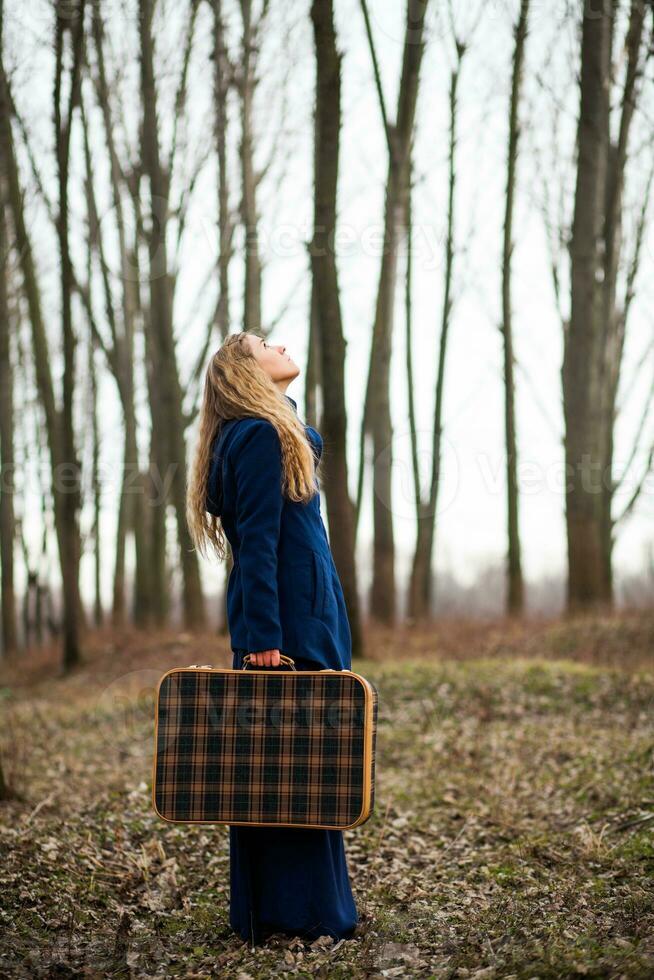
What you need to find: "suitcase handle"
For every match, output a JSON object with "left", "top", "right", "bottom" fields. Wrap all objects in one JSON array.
[{"left": 241, "top": 653, "right": 297, "bottom": 671}]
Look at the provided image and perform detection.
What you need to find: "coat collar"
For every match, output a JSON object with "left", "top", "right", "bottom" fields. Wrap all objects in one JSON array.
[{"left": 284, "top": 393, "right": 298, "bottom": 414}]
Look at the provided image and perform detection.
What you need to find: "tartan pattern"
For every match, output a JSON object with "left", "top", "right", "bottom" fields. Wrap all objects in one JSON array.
[{"left": 153, "top": 669, "right": 378, "bottom": 829}]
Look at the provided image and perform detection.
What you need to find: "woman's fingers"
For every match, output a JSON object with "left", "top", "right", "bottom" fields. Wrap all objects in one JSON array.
[{"left": 249, "top": 649, "right": 281, "bottom": 667}]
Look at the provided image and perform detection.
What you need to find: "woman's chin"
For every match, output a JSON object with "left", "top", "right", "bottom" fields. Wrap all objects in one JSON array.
[{"left": 284, "top": 363, "right": 301, "bottom": 381}]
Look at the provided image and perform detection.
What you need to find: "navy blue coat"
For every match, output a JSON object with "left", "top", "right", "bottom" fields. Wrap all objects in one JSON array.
[
  {"left": 207, "top": 395, "right": 358, "bottom": 944},
  {"left": 206, "top": 394, "right": 352, "bottom": 671}
]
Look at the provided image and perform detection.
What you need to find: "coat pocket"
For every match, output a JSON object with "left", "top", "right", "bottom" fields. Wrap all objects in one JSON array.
[
  {"left": 288, "top": 548, "right": 325, "bottom": 619},
  {"left": 312, "top": 550, "right": 326, "bottom": 619}
]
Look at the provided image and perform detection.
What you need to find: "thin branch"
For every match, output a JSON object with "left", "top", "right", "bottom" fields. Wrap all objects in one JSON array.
[
  {"left": 614, "top": 439, "right": 654, "bottom": 526},
  {"left": 358, "top": 0, "right": 394, "bottom": 157},
  {"left": 614, "top": 367, "right": 654, "bottom": 494},
  {"left": 10, "top": 98, "right": 56, "bottom": 223},
  {"left": 167, "top": 0, "right": 201, "bottom": 181},
  {"left": 621, "top": 160, "right": 654, "bottom": 333},
  {"left": 80, "top": 90, "right": 119, "bottom": 358},
  {"left": 170, "top": 141, "right": 213, "bottom": 279}
]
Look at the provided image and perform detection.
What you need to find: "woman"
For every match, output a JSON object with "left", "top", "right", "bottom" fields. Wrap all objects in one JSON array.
[{"left": 186, "top": 331, "right": 358, "bottom": 947}]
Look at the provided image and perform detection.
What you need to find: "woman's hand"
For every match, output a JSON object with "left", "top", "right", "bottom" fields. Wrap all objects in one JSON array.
[{"left": 247, "top": 649, "right": 281, "bottom": 667}]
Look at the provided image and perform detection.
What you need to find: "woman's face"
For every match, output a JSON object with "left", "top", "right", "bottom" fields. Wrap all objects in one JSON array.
[{"left": 246, "top": 334, "right": 300, "bottom": 384}]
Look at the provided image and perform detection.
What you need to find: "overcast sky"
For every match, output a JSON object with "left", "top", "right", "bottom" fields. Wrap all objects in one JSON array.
[{"left": 6, "top": 0, "right": 654, "bottom": 615}]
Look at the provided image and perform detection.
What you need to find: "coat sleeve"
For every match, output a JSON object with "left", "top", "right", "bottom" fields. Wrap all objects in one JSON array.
[{"left": 231, "top": 420, "right": 284, "bottom": 653}]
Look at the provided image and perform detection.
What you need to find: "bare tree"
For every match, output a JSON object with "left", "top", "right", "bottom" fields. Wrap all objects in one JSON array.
[
  {"left": 500, "top": 0, "right": 530, "bottom": 615},
  {"left": 211, "top": 0, "right": 235, "bottom": 341},
  {"left": 210, "top": 0, "right": 237, "bottom": 637},
  {"left": 0, "top": 181, "right": 17, "bottom": 657},
  {"left": 596, "top": 0, "right": 650, "bottom": 599},
  {"left": 356, "top": 0, "right": 431, "bottom": 625},
  {"left": 53, "top": 0, "right": 88, "bottom": 659},
  {"left": 85, "top": 6, "right": 154, "bottom": 628},
  {"left": 304, "top": 279, "right": 321, "bottom": 428},
  {"left": 407, "top": 19, "right": 467, "bottom": 622},
  {"left": 0, "top": 4, "right": 84, "bottom": 669},
  {"left": 139, "top": 0, "right": 206, "bottom": 628},
  {"left": 87, "top": 332, "right": 103, "bottom": 628},
  {"left": 237, "top": 0, "right": 269, "bottom": 333},
  {"left": 309, "top": 0, "right": 363, "bottom": 657},
  {"left": 564, "top": 0, "right": 648, "bottom": 609}
]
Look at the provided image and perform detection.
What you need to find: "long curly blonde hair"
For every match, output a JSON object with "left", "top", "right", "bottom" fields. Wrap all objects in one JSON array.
[{"left": 186, "top": 332, "right": 318, "bottom": 561}]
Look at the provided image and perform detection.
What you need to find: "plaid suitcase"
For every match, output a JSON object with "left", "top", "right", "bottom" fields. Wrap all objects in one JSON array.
[{"left": 152, "top": 654, "right": 378, "bottom": 830}]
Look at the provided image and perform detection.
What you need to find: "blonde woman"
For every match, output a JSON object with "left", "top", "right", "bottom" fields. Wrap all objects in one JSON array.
[{"left": 187, "top": 332, "right": 358, "bottom": 947}]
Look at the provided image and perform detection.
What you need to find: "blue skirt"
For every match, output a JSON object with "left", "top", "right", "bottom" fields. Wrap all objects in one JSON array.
[{"left": 229, "top": 649, "right": 359, "bottom": 946}]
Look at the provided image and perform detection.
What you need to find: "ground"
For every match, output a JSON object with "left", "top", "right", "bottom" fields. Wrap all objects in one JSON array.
[{"left": 0, "top": 613, "right": 653, "bottom": 978}]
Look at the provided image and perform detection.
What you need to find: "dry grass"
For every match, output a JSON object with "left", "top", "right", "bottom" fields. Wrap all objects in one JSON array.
[{"left": 0, "top": 615, "right": 653, "bottom": 977}]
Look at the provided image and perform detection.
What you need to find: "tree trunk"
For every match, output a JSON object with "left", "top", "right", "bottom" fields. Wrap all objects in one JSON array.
[
  {"left": 501, "top": 0, "right": 529, "bottom": 616},
  {"left": 563, "top": 4, "right": 612, "bottom": 609},
  {"left": 564, "top": 1, "right": 645, "bottom": 610},
  {"left": 139, "top": 0, "right": 206, "bottom": 629},
  {"left": 238, "top": 0, "right": 263, "bottom": 334},
  {"left": 57, "top": 15, "right": 88, "bottom": 642},
  {"left": 140, "top": 286, "right": 169, "bottom": 627},
  {"left": 53, "top": 0, "right": 87, "bottom": 667},
  {"left": 360, "top": 0, "right": 430, "bottom": 625},
  {"left": 0, "top": 34, "right": 82, "bottom": 670},
  {"left": 80, "top": 151, "right": 104, "bottom": 631},
  {"left": 305, "top": 275, "right": 321, "bottom": 430},
  {"left": 88, "top": 336, "right": 103, "bottom": 627},
  {"left": 128, "top": 413, "right": 153, "bottom": 628},
  {"left": 404, "top": 153, "right": 420, "bottom": 619},
  {"left": 147, "top": 464, "right": 169, "bottom": 630},
  {"left": 0, "top": 185, "right": 17, "bottom": 657},
  {"left": 89, "top": 5, "right": 154, "bottom": 627},
  {"left": 408, "top": 53, "right": 461, "bottom": 622},
  {"left": 597, "top": 0, "right": 645, "bottom": 600},
  {"left": 0, "top": 752, "right": 9, "bottom": 801},
  {"left": 310, "top": 0, "right": 363, "bottom": 658},
  {"left": 212, "top": 0, "right": 234, "bottom": 340}
]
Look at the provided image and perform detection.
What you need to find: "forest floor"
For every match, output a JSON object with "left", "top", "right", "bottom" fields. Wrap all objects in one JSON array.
[{"left": 0, "top": 611, "right": 653, "bottom": 978}]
